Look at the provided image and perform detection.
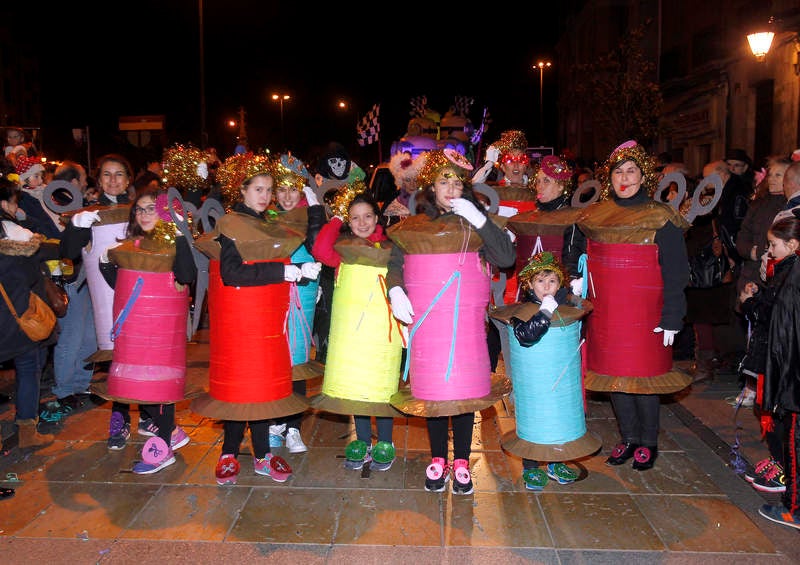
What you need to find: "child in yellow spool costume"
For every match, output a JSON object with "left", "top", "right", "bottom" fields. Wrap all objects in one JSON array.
[{"left": 311, "top": 186, "right": 405, "bottom": 473}]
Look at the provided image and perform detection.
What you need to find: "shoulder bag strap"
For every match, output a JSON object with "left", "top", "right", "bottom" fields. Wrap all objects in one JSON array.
[{"left": 0, "top": 283, "right": 20, "bottom": 319}]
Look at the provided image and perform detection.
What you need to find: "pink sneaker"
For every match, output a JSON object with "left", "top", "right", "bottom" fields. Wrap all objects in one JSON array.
[
  {"left": 254, "top": 453, "right": 292, "bottom": 483},
  {"left": 170, "top": 426, "right": 190, "bottom": 450},
  {"left": 133, "top": 437, "right": 176, "bottom": 475}
]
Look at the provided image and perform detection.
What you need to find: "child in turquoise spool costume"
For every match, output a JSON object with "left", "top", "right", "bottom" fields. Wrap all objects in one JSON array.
[{"left": 495, "top": 251, "right": 599, "bottom": 490}]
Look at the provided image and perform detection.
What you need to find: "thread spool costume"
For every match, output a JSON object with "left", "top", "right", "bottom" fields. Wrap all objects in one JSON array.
[
  {"left": 576, "top": 140, "right": 691, "bottom": 471},
  {"left": 490, "top": 252, "right": 599, "bottom": 475},
  {"left": 386, "top": 149, "right": 516, "bottom": 494}
]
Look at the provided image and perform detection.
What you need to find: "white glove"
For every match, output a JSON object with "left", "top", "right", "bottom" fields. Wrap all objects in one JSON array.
[
  {"left": 570, "top": 277, "right": 584, "bottom": 296},
  {"left": 316, "top": 285, "right": 323, "bottom": 304},
  {"left": 1, "top": 220, "right": 34, "bottom": 242},
  {"left": 100, "top": 242, "right": 123, "bottom": 263},
  {"left": 485, "top": 145, "right": 500, "bottom": 164},
  {"left": 451, "top": 198, "right": 487, "bottom": 229},
  {"left": 760, "top": 250, "right": 769, "bottom": 282},
  {"left": 300, "top": 261, "right": 322, "bottom": 280},
  {"left": 303, "top": 186, "right": 319, "bottom": 207},
  {"left": 284, "top": 264, "right": 302, "bottom": 282},
  {"left": 540, "top": 295, "right": 558, "bottom": 315},
  {"left": 389, "top": 286, "right": 414, "bottom": 324},
  {"left": 71, "top": 210, "right": 101, "bottom": 228},
  {"left": 653, "top": 327, "right": 678, "bottom": 347}
]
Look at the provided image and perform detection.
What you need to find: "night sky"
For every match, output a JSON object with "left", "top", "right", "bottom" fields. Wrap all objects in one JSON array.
[{"left": 14, "top": 2, "right": 565, "bottom": 166}]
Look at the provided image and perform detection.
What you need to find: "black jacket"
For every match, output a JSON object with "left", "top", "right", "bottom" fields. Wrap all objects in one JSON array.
[
  {"left": 217, "top": 202, "right": 285, "bottom": 287},
  {"left": 511, "top": 286, "right": 570, "bottom": 347},
  {"left": 763, "top": 253, "right": 800, "bottom": 414},
  {"left": 0, "top": 220, "right": 60, "bottom": 361}
]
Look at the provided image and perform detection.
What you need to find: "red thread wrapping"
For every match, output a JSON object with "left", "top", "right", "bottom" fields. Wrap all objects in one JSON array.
[
  {"left": 585, "top": 240, "right": 671, "bottom": 377},
  {"left": 208, "top": 259, "right": 292, "bottom": 403},
  {"left": 504, "top": 233, "right": 563, "bottom": 304}
]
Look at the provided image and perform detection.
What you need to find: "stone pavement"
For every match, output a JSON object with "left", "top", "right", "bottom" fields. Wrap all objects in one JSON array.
[{"left": 0, "top": 332, "right": 798, "bottom": 564}]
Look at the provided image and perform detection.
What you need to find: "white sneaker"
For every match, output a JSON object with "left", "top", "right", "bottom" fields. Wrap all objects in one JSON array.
[
  {"left": 269, "top": 423, "right": 286, "bottom": 448},
  {"left": 285, "top": 427, "right": 307, "bottom": 453}
]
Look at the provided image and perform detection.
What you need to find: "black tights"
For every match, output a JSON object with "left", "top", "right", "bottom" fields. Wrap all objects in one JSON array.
[
  {"left": 112, "top": 401, "right": 174, "bottom": 444},
  {"left": 222, "top": 419, "right": 269, "bottom": 460},
  {"left": 609, "top": 392, "right": 660, "bottom": 446},
  {"left": 426, "top": 412, "right": 475, "bottom": 461}
]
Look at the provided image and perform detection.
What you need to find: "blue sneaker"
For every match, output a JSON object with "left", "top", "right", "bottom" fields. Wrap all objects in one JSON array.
[
  {"left": 269, "top": 423, "right": 285, "bottom": 448},
  {"left": 758, "top": 504, "right": 800, "bottom": 530}
]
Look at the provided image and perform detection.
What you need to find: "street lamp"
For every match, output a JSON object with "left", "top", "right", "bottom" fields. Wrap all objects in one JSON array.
[
  {"left": 534, "top": 60, "right": 552, "bottom": 142},
  {"left": 271, "top": 93, "right": 290, "bottom": 148}
]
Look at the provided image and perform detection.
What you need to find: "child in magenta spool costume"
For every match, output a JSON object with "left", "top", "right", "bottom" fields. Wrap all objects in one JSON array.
[
  {"left": 96, "top": 189, "right": 196, "bottom": 473},
  {"left": 386, "top": 149, "right": 516, "bottom": 495},
  {"left": 267, "top": 154, "right": 326, "bottom": 454},
  {"left": 190, "top": 153, "right": 321, "bottom": 486},
  {"left": 311, "top": 188, "right": 405, "bottom": 473},
  {"left": 491, "top": 251, "right": 599, "bottom": 490},
  {"left": 576, "top": 140, "right": 691, "bottom": 471}
]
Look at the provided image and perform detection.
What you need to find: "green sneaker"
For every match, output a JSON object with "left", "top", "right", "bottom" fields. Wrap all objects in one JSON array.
[
  {"left": 523, "top": 467, "right": 548, "bottom": 491},
  {"left": 546, "top": 462, "right": 578, "bottom": 484}
]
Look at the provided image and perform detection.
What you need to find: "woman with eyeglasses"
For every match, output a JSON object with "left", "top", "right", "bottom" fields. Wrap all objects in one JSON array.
[{"left": 96, "top": 188, "right": 197, "bottom": 473}]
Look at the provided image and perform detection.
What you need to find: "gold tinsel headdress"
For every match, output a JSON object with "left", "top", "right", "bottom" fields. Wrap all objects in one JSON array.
[
  {"left": 216, "top": 151, "right": 275, "bottom": 203},
  {"left": 531, "top": 155, "right": 574, "bottom": 195},
  {"left": 162, "top": 144, "right": 213, "bottom": 192},
  {"left": 494, "top": 130, "right": 528, "bottom": 158},
  {"left": 517, "top": 251, "right": 566, "bottom": 289},
  {"left": 598, "top": 140, "right": 658, "bottom": 199},
  {"left": 417, "top": 148, "right": 473, "bottom": 188},
  {"left": 273, "top": 153, "right": 308, "bottom": 191},
  {"left": 329, "top": 166, "right": 367, "bottom": 221}
]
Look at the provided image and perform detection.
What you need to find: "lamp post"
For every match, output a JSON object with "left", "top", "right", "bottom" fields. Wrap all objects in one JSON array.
[
  {"left": 271, "top": 93, "right": 290, "bottom": 149},
  {"left": 535, "top": 60, "right": 552, "bottom": 142}
]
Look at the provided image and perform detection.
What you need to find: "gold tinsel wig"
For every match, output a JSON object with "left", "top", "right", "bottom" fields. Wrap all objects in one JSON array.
[
  {"left": 417, "top": 148, "right": 473, "bottom": 189},
  {"left": 216, "top": 151, "right": 275, "bottom": 204},
  {"left": 162, "top": 144, "right": 213, "bottom": 193},
  {"left": 494, "top": 130, "right": 528, "bottom": 158},
  {"left": 598, "top": 140, "right": 658, "bottom": 200},
  {"left": 274, "top": 153, "right": 309, "bottom": 190}
]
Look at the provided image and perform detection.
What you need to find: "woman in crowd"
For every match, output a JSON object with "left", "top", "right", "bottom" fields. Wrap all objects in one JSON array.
[
  {"left": 577, "top": 140, "right": 691, "bottom": 471},
  {"left": 312, "top": 190, "right": 403, "bottom": 472},
  {"left": 0, "top": 175, "right": 57, "bottom": 450},
  {"left": 97, "top": 189, "right": 196, "bottom": 473},
  {"left": 385, "top": 149, "right": 516, "bottom": 494}
]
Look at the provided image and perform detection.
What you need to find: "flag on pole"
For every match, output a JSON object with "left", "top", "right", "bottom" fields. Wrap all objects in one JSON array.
[{"left": 357, "top": 103, "right": 380, "bottom": 147}]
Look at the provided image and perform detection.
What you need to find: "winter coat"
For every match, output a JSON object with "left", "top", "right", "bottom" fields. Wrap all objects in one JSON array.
[
  {"left": 0, "top": 226, "right": 59, "bottom": 362},
  {"left": 763, "top": 253, "right": 800, "bottom": 414},
  {"left": 735, "top": 192, "right": 786, "bottom": 292},
  {"left": 511, "top": 286, "right": 569, "bottom": 347}
]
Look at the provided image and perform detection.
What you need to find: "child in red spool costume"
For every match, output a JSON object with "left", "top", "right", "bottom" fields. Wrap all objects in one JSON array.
[
  {"left": 191, "top": 153, "right": 322, "bottom": 486},
  {"left": 97, "top": 189, "right": 196, "bottom": 474},
  {"left": 576, "top": 140, "right": 691, "bottom": 471},
  {"left": 386, "top": 149, "right": 516, "bottom": 495}
]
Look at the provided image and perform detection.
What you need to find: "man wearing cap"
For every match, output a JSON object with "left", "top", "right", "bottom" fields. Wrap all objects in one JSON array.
[{"left": 726, "top": 148, "right": 755, "bottom": 191}]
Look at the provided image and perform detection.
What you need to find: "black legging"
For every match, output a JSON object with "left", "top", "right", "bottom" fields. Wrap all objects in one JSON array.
[
  {"left": 112, "top": 401, "right": 174, "bottom": 444},
  {"left": 426, "top": 412, "right": 475, "bottom": 461},
  {"left": 781, "top": 411, "right": 800, "bottom": 514},
  {"left": 609, "top": 392, "right": 660, "bottom": 446},
  {"left": 222, "top": 419, "right": 269, "bottom": 459}
]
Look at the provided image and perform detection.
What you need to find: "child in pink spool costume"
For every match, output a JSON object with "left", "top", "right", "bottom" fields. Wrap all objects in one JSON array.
[
  {"left": 576, "top": 140, "right": 691, "bottom": 471},
  {"left": 97, "top": 189, "right": 196, "bottom": 473},
  {"left": 386, "top": 149, "right": 516, "bottom": 495}
]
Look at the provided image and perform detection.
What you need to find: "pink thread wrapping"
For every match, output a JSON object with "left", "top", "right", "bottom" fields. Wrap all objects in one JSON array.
[
  {"left": 108, "top": 269, "right": 189, "bottom": 402},
  {"left": 405, "top": 252, "right": 491, "bottom": 400}
]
